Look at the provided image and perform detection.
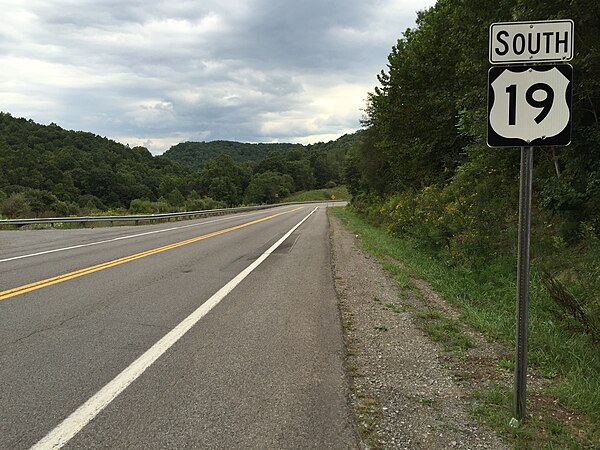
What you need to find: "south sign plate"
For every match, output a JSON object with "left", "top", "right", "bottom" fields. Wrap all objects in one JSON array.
[
  {"left": 489, "top": 20, "right": 574, "bottom": 64},
  {"left": 487, "top": 64, "right": 573, "bottom": 147}
]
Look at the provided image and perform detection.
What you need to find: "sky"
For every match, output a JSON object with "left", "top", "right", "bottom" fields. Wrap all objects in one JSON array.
[{"left": 0, "top": 0, "right": 436, "bottom": 154}]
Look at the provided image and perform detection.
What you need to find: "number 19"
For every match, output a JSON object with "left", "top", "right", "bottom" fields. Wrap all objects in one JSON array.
[{"left": 505, "top": 83, "right": 554, "bottom": 125}]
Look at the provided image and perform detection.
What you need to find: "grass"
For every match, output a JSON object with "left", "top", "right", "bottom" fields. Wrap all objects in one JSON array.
[
  {"left": 384, "top": 302, "right": 404, "bottom": 314},
  {"left": 354, "top": 394, "right": 383, "bottom": 449},
  {"left": 414, "top": 308, "right": 474, "bottom": 352},
  {"left": 470, "top": 383, "right": 597, "bottom": 449},
  {"left": 330, "top": 206, "right": 600, "bottom": 448},
  {"left": 281, "top": 185, "right": 350, "bottom": 202}
]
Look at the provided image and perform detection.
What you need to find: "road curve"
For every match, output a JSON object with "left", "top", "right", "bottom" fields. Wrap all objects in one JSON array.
[{"left": 0, "top": 204, "right": 356, "bottom": 449}]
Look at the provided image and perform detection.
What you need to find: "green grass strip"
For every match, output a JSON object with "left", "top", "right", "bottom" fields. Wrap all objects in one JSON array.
[{"left": 282, "top": 185, "right": 350, "bottom": 202}]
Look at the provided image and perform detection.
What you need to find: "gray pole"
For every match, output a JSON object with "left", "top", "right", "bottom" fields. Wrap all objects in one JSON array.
[{"left": 514, "top": 146, "right": 533, "bottom": 422}]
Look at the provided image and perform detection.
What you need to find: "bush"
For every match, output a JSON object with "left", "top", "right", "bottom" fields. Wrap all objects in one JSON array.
[
  {"left": 78, "top": 194, "right": 106, "bottom": 211},
  {"left": 185, "top": 196, "right": 226, "bottom": 211},
  {"left": 129, "top": 198, "right": 154, "bottom": 214},
  {"left": 0, "top": 192, "right": 31, "bottom": 218},
  {"left": 51, "top": 200, "right": 79, "bottom": 216}
]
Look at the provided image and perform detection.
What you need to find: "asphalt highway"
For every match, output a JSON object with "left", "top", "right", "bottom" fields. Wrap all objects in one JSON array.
[{"left": 0, "top": 204, "right": 356, "bottom": 449}]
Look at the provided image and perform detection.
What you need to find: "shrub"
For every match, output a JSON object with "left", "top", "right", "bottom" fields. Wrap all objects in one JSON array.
[{"left": 0, "top": 192, "right": 31, "bottom": 218}]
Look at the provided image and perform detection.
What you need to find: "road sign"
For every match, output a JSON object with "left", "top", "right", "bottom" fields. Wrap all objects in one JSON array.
[
  {"left": 489, "top": 20, "right": 574, "bottom": 64},
  {"left": 488, "top": 19, "right": 575, "bottom": 425},
  {"left": 487, "top": 64, "right": 572, "bottom": 147}
]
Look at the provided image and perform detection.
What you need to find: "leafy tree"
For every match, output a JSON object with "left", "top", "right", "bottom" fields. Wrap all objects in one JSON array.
[
  {"left": 256, "top": 151, "right": 286, "bottom": 173},
  {"left": 244, "top": 171, "right": 294, "bottom": 204},
  {"left": 166, "top": 189, "right": 185, "bottom": 207},
  {"left": 351, "top": 0, "right": 600, "bottom": 250},
  {"left": 284, "top": 159, "right": 316, "bottom": 191},
  {"left": 0, "top": 192, "right": 31, "bottom": 218},
  {"left": 199, "top": 155, "right": 248, "bottom": 206}
]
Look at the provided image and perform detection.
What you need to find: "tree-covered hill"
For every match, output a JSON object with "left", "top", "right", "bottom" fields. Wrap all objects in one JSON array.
[
  {"left": 349, "top": 0, "right": 600, "bottom": 247},
  {"left": 163, "top": 132, "right": 362, "bottom": 171},
  {"left": 0, "top": 112, "right": 196, "bottom": 216},
  {"left": 164, "top": 141, "right": 304, "bottom": 170},
  {"left": 0, "top": 112, "right": 358, "bottom": 218}
]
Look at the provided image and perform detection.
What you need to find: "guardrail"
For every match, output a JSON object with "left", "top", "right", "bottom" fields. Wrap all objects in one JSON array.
[{"left": 0, "top": 201, "right": 346, "bottom": 227}]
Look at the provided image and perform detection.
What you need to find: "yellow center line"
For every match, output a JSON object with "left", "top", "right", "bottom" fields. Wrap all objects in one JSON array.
[{"left": 0, "top": 207, "right": 303, "bottom": 302}]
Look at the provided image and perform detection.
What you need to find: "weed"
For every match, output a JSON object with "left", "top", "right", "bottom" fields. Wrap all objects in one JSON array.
[
  {"left": 384, "top": 303, "right": 404, "bottom": 314},
  {"left": 414, "top": 308, "right": 474, "bottom": 352},
  {"left": 406, "top": 394, "right": 436, "bottom": 407},
  {"left": 498, "top": 358, "right": 514, "bottom": 371},
  {"left": 355, "top": 395, "right": 383, "bottom": 449},
  {"left": 380, "top": 261, "right": 411, "bottom": 289}
]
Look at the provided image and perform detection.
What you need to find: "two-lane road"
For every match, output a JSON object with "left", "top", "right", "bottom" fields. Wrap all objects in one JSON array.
[{"left": 0, "top": 204, "right": 356, "bottom": 449}]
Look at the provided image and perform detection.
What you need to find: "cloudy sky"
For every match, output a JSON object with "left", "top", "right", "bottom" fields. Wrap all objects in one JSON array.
[{"left": 1, "top": 0, "right": 435, "bottom": 154}]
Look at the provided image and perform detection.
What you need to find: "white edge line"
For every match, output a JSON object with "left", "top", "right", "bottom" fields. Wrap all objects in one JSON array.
[
  {"left": 0, "top": 207, "right": 293, "bottom": 264},
  {"left": 30, "top": 206, "right": 319, "bottom": 450}
]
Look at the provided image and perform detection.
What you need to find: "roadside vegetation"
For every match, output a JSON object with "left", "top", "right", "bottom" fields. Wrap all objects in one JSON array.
[
  {"left": 338, "top": 0, "right": 599, "bottom": 444},
  {"left": 331, "top": 207, "right": 599, "bottom": 448},
  {"left": 345, "top": 0, "right": 600, "bottom": 351}
]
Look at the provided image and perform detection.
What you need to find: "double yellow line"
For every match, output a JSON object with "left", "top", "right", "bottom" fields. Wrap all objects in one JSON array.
[{"left": 0, "top": 207, "right": 302, "bottom": 302}]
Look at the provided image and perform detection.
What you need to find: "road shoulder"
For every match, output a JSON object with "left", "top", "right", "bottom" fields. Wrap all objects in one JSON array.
[{"left": 329, "top": 213, "right": 509, "bottom": 450}]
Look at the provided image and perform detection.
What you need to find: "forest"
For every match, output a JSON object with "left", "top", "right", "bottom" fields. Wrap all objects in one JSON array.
[
  {"left": 0, "top": 112, "right": 356, "bottom": 217},
  {"left": 346, "top": 0, "right": 600, "bottom": 371},
  {"left": 164, "top": 140, "right": 305, "bottom": 170},
  {"left": 348, "top": 0, "right": 599, "bottom": 248}
]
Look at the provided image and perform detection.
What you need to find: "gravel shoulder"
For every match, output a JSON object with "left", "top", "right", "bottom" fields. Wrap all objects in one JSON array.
[{"left": 329, "top": 213, "right": 510, "bottom": 450}]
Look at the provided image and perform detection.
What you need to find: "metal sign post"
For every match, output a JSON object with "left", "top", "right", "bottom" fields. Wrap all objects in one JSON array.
[
  {"left": 488, "top": 19, "right": 574, "bottom": 424},
  {"left": 514, "top": 146, "right": 533, "bottom": 421}
]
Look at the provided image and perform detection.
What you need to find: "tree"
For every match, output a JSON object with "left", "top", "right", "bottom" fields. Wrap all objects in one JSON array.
[
  {"left": 284, "top": 159, "right": 316, "bottom": 191},
  {"left": 244, "top": 172, "right": 294, "bottom": 204},
  {"left": 199, "top": 155, "right": 248, "bottom": 206},
  {"left": 166, "top": 188, "right": 185, "bottom": 207},
  {"left": 0, "top": 192, "right": 31, "bottom": 218},
  {"left": 256, "top": 151, "right": 286, "bottom": 174},
  {"left": 310, "top": 151, "right": 341, "bottom": 188}
]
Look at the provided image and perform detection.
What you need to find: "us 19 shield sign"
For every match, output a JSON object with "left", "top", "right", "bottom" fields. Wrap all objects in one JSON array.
[{"left": 487, "top": 64, "right": 572, "bottom": 147}]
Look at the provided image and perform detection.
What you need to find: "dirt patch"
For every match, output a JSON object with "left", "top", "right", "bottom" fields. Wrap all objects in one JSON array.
[{"left": 330, "top": 214, "right": 510, "bottom": 449}]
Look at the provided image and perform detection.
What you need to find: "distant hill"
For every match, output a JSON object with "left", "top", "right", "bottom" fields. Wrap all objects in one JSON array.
[
  {"left": 164, "top": 141, "right": 304, "bottom": 170},
  {"left": 163, "top": 132, "right": 363, "bottom": 170},
  {"left": 0, "top": 112, "right": 191, "bottom": 215},
  {"left": 0, "top": 112, "right": 362, "bottom": 218}
]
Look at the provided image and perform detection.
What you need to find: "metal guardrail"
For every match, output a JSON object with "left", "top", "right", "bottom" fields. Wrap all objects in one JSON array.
[{"left": 0, "top": 201, "right": 345, "bottom": 227}]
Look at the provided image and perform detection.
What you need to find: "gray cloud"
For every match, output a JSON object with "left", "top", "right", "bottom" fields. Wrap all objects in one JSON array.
[{"left": 0, "top": 0, "right": 435, "bottom": 153}]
